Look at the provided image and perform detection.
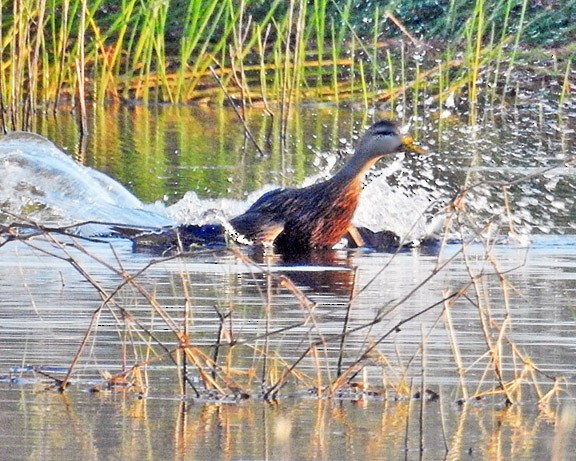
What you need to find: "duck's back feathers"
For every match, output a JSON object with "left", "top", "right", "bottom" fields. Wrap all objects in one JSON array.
[{"left": 230, "top": 187, "right": 297, "bottom": 243}]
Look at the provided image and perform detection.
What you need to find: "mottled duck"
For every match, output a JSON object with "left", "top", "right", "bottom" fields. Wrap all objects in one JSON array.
[{"left": 230, "top": 119, "right": 424, "bottom": 253}]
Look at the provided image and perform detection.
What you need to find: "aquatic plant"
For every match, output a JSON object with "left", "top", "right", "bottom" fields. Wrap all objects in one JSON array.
[
  {"left": 0, "top": 155, "right": 568, "bottom": 406},
  {"left": 0, "top": 0, "right": 574, "bottom": 131}
]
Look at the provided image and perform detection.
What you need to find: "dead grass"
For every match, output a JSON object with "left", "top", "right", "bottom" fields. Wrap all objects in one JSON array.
[{"left": 0, "top": 175, "right": 567, "bottom": 412}]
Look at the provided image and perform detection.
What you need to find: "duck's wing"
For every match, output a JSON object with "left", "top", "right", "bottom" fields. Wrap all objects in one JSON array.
[
  {"left": 230, "top": 188, "right": 299, "bottom": 243},
  {"left": 229, "top": 212, "right": 284, "bottom": 243}
]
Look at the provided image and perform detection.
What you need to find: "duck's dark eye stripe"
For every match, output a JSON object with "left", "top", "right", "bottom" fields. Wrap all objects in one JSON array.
[
  {"left": 370, "top": 120, "right": 397, "bottom": 137},
  {"left": 374, "top": 128, "right": 394, "bottom": 136}
]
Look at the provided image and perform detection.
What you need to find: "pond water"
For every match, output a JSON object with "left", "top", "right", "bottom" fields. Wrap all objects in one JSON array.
[{"left": 1, "top": 102, "right": 576, "bottom": 460}]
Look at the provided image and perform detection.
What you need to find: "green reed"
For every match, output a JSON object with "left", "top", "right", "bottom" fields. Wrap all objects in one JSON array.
[
  {"left": 176, "top": 0, "right": 224, "bottom": 102},
  {"left": 502, "top": 0, "right": 528, "bottom": 98},
  {"left": 467, "top": 0, "right": 486, "bottom": 124},
  {"left": 330, "top": 19, "right": 339, "bottom": 103},
  {"left": 487, "top": 0, "right": 514, "bottom": 105},
  {"left": 311, "top": 0, "right": 328, "bottom": 95},
  {"left": 559, "top": 58, "right": 572, "bottom": 110},
  {"left": 0, "top": 0, "right": 573, "bottom": 132}
]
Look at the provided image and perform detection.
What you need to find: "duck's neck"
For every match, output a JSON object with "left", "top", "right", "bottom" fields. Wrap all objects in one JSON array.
[{"left": 331, "top": 154, "right": 381, "bottom": 184}]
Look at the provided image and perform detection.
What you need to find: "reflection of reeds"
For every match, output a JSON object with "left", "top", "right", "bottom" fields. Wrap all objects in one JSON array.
[{"left": 6, "top": 381, "right": 558, "bottom": 459}]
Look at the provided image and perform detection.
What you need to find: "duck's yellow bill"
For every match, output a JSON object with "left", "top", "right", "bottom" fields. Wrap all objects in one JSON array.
[{"left": 401, "top": 135, "right": 426, "bottom": 154}]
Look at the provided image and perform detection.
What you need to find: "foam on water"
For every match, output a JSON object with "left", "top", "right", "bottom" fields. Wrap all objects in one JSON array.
[{"left": 0, "top": 132, "right": 173, "bottom": 234}]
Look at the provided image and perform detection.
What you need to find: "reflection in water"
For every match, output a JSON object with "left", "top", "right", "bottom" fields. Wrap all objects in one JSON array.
[
  {"left": 0, "top": 384, "right": 570, "bottom": 460},
  {"left": 251, "top": 248, "right": 358, "bottom": 295},
  {"left": 3, "top": 105, "right": 576, "bottom": 243}
]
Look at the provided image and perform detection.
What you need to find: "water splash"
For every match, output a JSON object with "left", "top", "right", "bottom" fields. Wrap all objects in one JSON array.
[
  {"left": 4, "top": 110, "right": 573, "bottom": 248},
  {"left": 0, "top": 130, "right": 446, "bottom": 246},
  {"left": 354, "top": 174, "right": 443, "bottom": 243},
  {"left": 166, "top": 188, "right": 274, "bottom": 226},
  {"left": 0, "top": 132, "right": 172, "bottom": 234}
]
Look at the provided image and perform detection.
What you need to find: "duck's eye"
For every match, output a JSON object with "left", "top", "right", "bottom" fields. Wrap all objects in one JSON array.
[
  {"left": 374, "top": 128, "right": 394, "bottom": 137},
  {"left": 370, "top": 121, "right": 397, "bottom": 137}
]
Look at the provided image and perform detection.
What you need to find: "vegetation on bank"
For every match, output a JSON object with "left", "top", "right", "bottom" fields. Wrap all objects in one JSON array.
[{"left": 0, "top": 0, "right": 575, "bottom": 131}]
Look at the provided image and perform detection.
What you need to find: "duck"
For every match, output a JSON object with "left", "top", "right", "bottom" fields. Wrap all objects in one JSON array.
[{"left": 229, "top": 119, "right": 424, "bottom": 254}]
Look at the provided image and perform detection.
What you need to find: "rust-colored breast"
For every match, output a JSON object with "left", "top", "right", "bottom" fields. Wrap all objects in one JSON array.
[
  {"left": 310, "top": 184, "right": 360, "bottom": 247},
  {"left": 277, "top": 180, "right": 362, "bottom": 251}
]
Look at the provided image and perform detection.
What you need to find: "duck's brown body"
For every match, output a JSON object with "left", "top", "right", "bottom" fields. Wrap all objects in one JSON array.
[
  {"left": 230, "top": 175, "right": 362, "bottom": 252},
  {"left": 230, "top": 120, "right": 423, "bottom": 253}
]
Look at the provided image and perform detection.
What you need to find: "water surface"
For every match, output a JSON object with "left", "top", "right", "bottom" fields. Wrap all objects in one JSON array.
[{"left": 1, "top": 104, "right": 576, "bottom": 460}]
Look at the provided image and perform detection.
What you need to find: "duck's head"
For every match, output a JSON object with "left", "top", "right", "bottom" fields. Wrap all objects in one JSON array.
[{"left": 355, "top": 120, "right": 424, "bottom": 161}]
